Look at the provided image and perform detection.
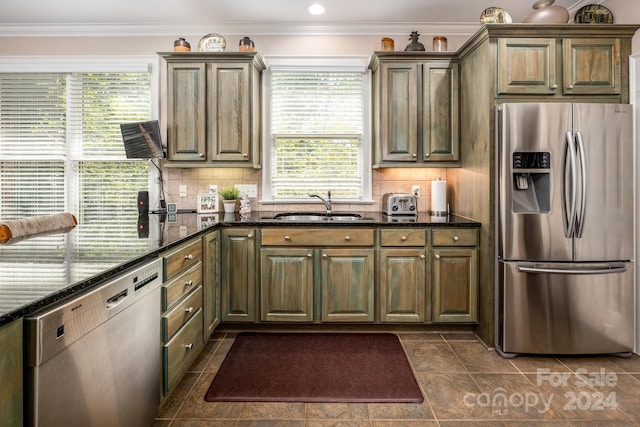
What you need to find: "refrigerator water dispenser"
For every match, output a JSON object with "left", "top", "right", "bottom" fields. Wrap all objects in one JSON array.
[{"left": 512, "top": 152, "right": 550, "bottom": 213}]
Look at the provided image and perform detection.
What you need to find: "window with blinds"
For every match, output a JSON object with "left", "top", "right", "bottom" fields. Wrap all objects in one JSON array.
[
  {"left": 0, "top": 71, "right": 152, "bottom": 274},
  {"left": 267, "top": 68, "right": 369, "bottom": 200}
]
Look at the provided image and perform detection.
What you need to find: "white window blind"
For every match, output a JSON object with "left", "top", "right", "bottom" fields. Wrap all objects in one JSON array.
[
  {"left": 269, "top": 70, "right": 367, "bottom": 200},
  {"left": 0, "top": 71, "right": 152, "bottom": 272}
]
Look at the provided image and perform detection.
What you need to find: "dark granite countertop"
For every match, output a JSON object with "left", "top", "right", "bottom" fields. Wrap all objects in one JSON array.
[{"left": 0, "top": 210, "right": 478, "bottom": 327}]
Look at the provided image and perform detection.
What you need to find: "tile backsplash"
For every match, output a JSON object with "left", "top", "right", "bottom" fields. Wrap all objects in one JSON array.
[{"left": 162, "top": 166, "right": 447, "bottom": 214}]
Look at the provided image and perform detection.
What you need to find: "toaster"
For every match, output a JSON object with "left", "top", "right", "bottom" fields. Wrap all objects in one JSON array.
[{"left": 382, "top": 193, "right": 418, "bottom": 215}]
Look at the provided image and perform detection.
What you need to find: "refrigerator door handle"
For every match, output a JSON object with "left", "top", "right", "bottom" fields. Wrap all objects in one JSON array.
[
  {"left": 562, "top": 131, "right": 577, "bottom": 238},
  {"left": 517, "top": 265, "right": 627, "bottom": 275},
  {"left": 575, "top": 131, "right": 587, "bottom": 238}
]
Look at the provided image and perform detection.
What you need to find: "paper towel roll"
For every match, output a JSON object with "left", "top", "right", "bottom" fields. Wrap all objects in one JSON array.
[{"left": 431, "top": 180, "right": 447, "bottom": 215}]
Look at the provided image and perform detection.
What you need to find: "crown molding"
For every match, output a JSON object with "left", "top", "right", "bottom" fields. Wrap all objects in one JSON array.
[{"left": 0, "top": 22, "right": 482, "bottom": 38}]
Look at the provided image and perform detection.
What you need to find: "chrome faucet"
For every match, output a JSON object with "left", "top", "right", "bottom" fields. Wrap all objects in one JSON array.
[{"left": 309, "top": 191, "right": 332, "bottom": 214}]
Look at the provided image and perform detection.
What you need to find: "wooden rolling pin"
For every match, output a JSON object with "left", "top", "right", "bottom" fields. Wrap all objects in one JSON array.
[{"left": 0, "top": 213, "right": 78, "bottom": 243}]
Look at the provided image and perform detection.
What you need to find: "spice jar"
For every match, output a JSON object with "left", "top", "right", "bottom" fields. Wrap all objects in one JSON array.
[
  {"left": 432, "top": 36, "right": 448, "bottom": 52},
  {"left": 173, "top": 37, "right": 191, "bottom": 52},
  {"left": 381, "top": 37, "right": 394, "bottom": 51}
]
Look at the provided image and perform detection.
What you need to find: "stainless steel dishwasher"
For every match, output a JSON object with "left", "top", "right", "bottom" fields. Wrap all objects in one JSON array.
[{"left": 24, "top": 258, "right": 163, "bottom": 427}]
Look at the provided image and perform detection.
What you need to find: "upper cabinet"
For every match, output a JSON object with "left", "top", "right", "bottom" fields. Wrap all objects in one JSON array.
[
  {"left": 369, "top": 53, "right": 460, "bottom": 168},
  {"left": 498, "top": 37, "right": 621, "bottom": 97},
  {"left": 482, "top": 24, "right": 638, "bottom": 103},
  {"left": 159, "top": 52, "right": 265, "bottom": 167}
]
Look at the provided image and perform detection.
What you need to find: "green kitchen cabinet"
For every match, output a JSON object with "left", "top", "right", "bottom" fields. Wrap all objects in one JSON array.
[
  {"left": 378, "top": 228, "right": 428, "bottom": 323},
  {"left": 497, "top": 37, "right": 622, "bottom": 97},
  {"left": 320, "top": 248, "right": 375, "bottom": 322},
  {"left": 369, "top": 53, "right": 460, "bottom": 167},
  {"left": 221, "top": 227, "right": 257, "bottom": 322},
  {"left": 430, "top": 228, "right": 478, "bottom": 323},
  {"left": 260, "top": 247, "right": 314, "bottom": 322},
  {"left": 0, "top": 318, "right": 22, "bottom": 427},
  {"left": 160, "top": 52, "right": 265, "bottom": 167},
  {"left": 203, "top": 229, "right": 221, "bottom": 339}
]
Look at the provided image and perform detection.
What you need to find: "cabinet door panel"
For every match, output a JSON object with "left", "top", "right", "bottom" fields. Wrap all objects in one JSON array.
[
  {"left": 321, "top": 248, "right": 374, "bottom": 322},
  {"left": 203, "top": 230, "right": 220, "bottom": 339},
  {"left": 497, "top": 38, "right": 557, "bottom": 95},
  {"left": 379, "top": 248, "right": 426, "bottom": 323},
  {"left": 167, "top": 63, "right": 207, "bottom": 161},
  {"left": 563, "top": 38, "right": 620, "bottom": 95},
  {"left": 380, "top": 62, "right": 418, "bottom": 162},
  {"left": 432, "top": 248, "right": 478, "bottom": 323},
  {"left": 423, "top": 62, "right": 459, "bottom": 162},
  {"left": 221, "top": 228, "right": 256, "bottom": 322},
  {"left": 260, "top": 248, "right": 314, "bottom": 322},
  {"left": 208, "top": 63, "right": 252, "bottom": 162}
]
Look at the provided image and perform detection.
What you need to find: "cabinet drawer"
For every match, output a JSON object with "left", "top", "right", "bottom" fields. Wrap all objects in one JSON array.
[
  {"left": 162, "top": 286, "right": 203, "bottom": 341},
  {"left": 163, "top": 309, "right": 204, "bottom": 395},
  {"left": 163, "top": 262, "right": 202, "bottom": 310},
  {"left": 261, "top": 228, "right": 375, "bottom": 247},
  {"left": 163, "top": 239, "right": 203, "bottom": 281},
  {"left": 380, "top": 229, "right": 426, "bottom": 246},
  {"left": 431, "top": 228, "right": 478, "bottom": 247}
]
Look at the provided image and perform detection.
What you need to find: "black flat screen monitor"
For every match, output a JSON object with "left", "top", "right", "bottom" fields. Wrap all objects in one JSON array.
[{"left": 120, "top": 120, "right": 165, "bottom": 159}]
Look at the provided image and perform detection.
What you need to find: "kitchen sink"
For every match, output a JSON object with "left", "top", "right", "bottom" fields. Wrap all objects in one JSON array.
[{"left": 271, "top": 212, "right": 372, "bottom": 222}]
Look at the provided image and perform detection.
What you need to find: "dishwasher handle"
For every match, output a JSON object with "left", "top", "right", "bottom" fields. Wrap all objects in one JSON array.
[{"left": 106, "top": 289, "right": 128, "bottom": 309}]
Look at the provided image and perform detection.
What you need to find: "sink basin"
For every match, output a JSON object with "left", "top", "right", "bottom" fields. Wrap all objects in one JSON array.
[{"left": 272, "top": 212, "right": 370, "bottom": 222}]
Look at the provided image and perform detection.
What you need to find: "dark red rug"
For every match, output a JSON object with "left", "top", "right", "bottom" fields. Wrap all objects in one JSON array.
[{"left": 204, "top": 332, "right": 423, "bottom": 403}]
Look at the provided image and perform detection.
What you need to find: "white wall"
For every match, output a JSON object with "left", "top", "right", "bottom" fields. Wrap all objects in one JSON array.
[
  {"left": 603, "top": 0, "right": 640, "bottom": 54},
  {"left": 632, "top": 55, "right": 640, "bottom": 354}
]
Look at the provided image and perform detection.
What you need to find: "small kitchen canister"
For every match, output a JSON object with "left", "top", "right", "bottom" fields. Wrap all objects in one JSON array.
[
  {"left": 381, "top": 37, "right": 394, "bottom": 51},
  {"left": 432, "top": 36, "right": 448, "bottom": 52},
  {"left": 239, "top": 36, "right": 255, "bottom": 52},
  {"left": 173, "top": 37, "right": 191, "bottom": 52}
]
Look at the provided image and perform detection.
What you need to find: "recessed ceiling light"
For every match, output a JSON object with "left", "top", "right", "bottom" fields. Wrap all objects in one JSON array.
[{"left": 307, "top": 3, "right": 325, "bottom": 15}]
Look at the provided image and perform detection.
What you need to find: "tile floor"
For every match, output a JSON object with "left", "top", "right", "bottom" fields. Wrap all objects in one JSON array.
[{"left": 154, "top": 331, "right": 640, "bottom": 426}]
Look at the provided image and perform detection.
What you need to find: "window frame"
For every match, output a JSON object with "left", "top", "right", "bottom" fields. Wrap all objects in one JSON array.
[{"left": 261, "top": 56, "right": 372, "bottom": 204}]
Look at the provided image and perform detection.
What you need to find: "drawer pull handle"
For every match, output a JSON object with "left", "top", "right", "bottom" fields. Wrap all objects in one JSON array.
[
  {"left": 185, "top": 343, "right": 193, "bottom": 350},
  {"left": 185, "top": 280, "right": 193, "bottom": 287},
  {"left": 199, "top": 153, "right": 205, "bottom": 157},
  {"left": 453, "top": 236, "right": 459, "bottom": 241},
  {"left": 551, "top": 84, "right": 558, "bottom": 90},
  {"left": 435, "top": 254, "right": 441, "bottom": 260},
  {"left": 284, "top": 236, "right": 291, "bottom": 241},
  {"left": 345, "top": 236, "right": 351, "bottom": 241},
  {"left": 184, "top": 254, "right": 193, "bottom": 260},
  {"left": 412, "top": 153, "right": 417, "bottom": 157},
  {"left": 247, "top": 233, "right": 253, "bottom": 239},
  {"left": 185, "top": 306, "right": 194, "bottom": 313},
  {"left": 401, "top": 236, "right": 407, "bottom": 241},
  {"left": 307, "top": 253, "right": 312, "bottom": 258},
  {"left": 322, "top": 254, "right": 328, "bottom": 259},
  {"left": 420, "top": 254, "right": 426, "bottom": 259},
  {"left": 568, "top": 84, "right": 574, "bottom": 90},
  {"left": 243, "top": 153, "right": 248, "bottom": 158}
]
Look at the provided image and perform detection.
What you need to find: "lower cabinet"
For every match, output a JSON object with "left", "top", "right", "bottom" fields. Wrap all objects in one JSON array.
[
  {"left": 0, "top": 318, "right": 22, "bottom": 427},
  {"left": 260, "top": 227, "right": 376, "bottom": 323},
  {"left": 321, "top": 248, "right": 375, "bottom": 322},
  {"left": 203, "top": 230, "right": 221, "bottom": 339},
  {"left": 221, "top": 228, "right": 257, "bottom": 322},
  {"left": 431, "top": 228, "right": 479, "bottom": 323},
  {"left": 378, "top": 228, "right": 428, "bottom": 323},
  {"left": 160, "top": 237, "right": 205, "bottom": 397}
]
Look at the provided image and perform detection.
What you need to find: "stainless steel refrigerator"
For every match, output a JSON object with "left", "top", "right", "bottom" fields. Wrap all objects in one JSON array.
[{"left": 496, "top": 102, "right": 634, "bottom": 357}]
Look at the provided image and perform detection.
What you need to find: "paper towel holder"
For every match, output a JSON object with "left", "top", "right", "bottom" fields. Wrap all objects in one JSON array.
[{"left": 429, "top": 178, "right": 448, "bottom": 217}]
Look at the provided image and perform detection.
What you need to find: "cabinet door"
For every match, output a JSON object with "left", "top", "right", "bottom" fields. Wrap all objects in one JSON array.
[
  {"left": 0, "top": 319, "right": 22, "bottom": 427},
  {"left": 203, "top": 230, "right": 220, "bottom": 339},
  {"left": 379, "top": 248, "right": 426, "bottom": 323},
  {"left": 379, "top": 62, "right": 419, "bottom": 162},
  {"left": 563, "top": 38, "right": 621, "bottom": 95},
  {"left": 260, "top": 248, "right": 314, "bottom": 322},
  {"left": 497, "top": 38, "right": 558, "bottom": 95},
  {"left": 432, "top": 248, "right": 478, "bottom": 323},
  {"left": 422, "top": 62, "right": 459, "bottom": 162},
  {"left": 166, "top": 62, "right": 207, "bottom": 161},
  {"left": 207, "top": 62, "right": 252, "bottom": 162},
  {"left": 221, "top": 228, "right": 256, "bottom": 322},
  {"left": 321, "top": 248, "right": 375, "bottom": 322}
]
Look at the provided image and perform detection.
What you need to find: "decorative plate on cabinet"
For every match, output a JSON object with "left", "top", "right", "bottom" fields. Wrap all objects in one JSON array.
[
  {"left": 480, "top": 7, "right": 513, "bottom": 24},
  {"left": 574, "top": 4, "right": 614, "bottom": 24}
]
